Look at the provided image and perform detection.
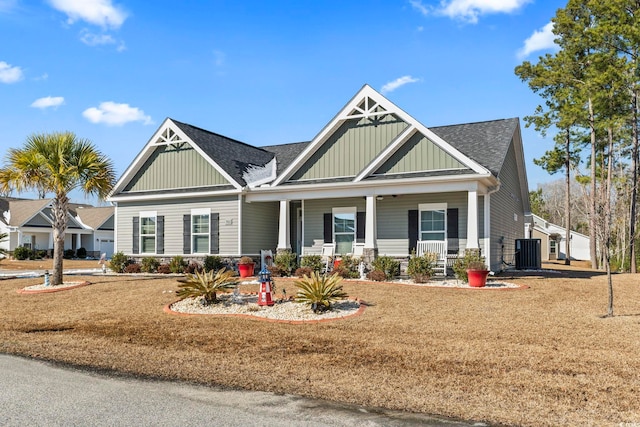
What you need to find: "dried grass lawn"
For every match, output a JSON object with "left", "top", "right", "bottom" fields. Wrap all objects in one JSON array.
[{"left": 0, "top": 261, "right": 639, "bottom": 426}]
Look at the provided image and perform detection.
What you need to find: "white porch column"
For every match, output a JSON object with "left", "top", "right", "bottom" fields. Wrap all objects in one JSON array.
[
  {"left": 365, "top": 196, "right": 377, "bottom": 248},
  {"left": 467, "top": 190, "right": 479, "bottom": 249},
  {"left": 48, "top": 232, "right": 54, "bottom": 249},
  {"left": 17, "top": 231, "right": 22, "bottom": 247},
  {"left": 75, "top": 233, "right": 81, "bottom": 251},
  {"left": 277, "top": 200, "right": 291, "bottom": 250},
  {"left": 484, "top": 194, "right": 491, "bottom": 265}
]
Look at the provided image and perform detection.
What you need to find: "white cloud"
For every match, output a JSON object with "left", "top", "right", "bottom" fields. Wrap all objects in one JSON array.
[
  {"left": 409, "top": 0, "right": 429, "bottom": 16},
  {"left": 517, "top": 22, "right": 557, "bottom": 59},
  {"left": 437, "top": 0, "right": 531, "bottom": 24},
  {"left": 80, "top": 30, "right": 115, "bottom": 46},
  {"left": 381, "top": 76, "right": 421, "bottom": 94},
  {"left": 0, "top": 61, "right": 23, "bottom": 83},
  {"left": 83, "top": 102, "right": 153, "bottom": 126},
  {"left": 47, "top": 0, "right": 127, "bottom": 29},
  {"left": 31, "top": 96, "right": 65, "bottom": 109}
]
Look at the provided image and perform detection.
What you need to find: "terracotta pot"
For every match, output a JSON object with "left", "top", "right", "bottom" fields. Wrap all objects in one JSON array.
[
  {"left": 467, "top": 269, "right": 489, "bottom": 287},
  {"left": 238, "top": 263, "right": 255, "bottom": 278}
]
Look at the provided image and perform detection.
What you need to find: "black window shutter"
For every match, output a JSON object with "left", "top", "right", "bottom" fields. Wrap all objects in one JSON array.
[
  {"left": 323, "top": 213, "right": 332, "bottom": 243},
  {"left": 408, "top": 210, "right": 418, "bottom": 254},
  {"left": 356, "top": 211, "right": 366, "bottom": 242},
  {"left": 156, "top": 216, "right": 164, "bottom": 254},
  {"left": 210, "top": 213, "right": 219, "bottom": 254},
  {"left": 132, "top": 216, "right": 139, "bottom": 254},
  {"left": 183, "top": 215, "right": 191, "bottom": 254},
  {"left": 447, "top": 208, "right": 459, "bottom": 239}
]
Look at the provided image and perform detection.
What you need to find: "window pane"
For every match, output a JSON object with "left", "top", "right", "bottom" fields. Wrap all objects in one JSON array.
[
  {"left": 334, "top": 213, "right": 355, "bottom": 233},
  {"left": 141, "top": 217, "right": 155, "bottom": 234},
  {"left": 193, "top": 235, "right": 209, "bottom": 254},
  {"left": 192, "top": 214, "right": 209, "bottom": 234},
  {"left": 421, "top": 232, "right": 445, "bottom": 241},
  {"left": 335, "top": 234, "right": 354, "bottom": 255},
  {"left": 141, "top": 236, "right": 155, "bottom": 253}
]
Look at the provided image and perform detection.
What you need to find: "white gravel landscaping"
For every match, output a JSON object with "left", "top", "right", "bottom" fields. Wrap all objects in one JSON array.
[
  {"left": 21, "top": 281, "right": 88, "bottom": 291},
  {"left": 170, "top": 294, "right": 361, "bottom": 321},
  {"left": 394, "top": 279, "right": 522, "bottom": 289}
]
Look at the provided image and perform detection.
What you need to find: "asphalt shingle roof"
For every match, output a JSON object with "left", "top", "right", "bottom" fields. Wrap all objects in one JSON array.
[
  {"left": 172, "top": 119, "right": 275, "bottom": 187},
  {"left": 429, "top": 118, "right": 519, "bottom": 178}
]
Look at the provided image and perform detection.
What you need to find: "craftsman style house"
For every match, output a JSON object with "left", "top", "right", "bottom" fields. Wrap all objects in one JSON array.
[
  {"left": 0, "top": 197, "right": 115, "bottom": 258},
  {"left": 109, "top": 85, "right": 530, "bottom": 271}
]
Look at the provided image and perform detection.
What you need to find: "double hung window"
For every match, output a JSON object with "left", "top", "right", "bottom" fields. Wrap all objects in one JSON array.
[
  {"left": 419, "top": 203, "right": 446, "bottom": 241},
  {"left": 333, "top": 207, "right": 356, "bottom": 255},
  {"left": 192, "top": 209, "right": 210, "bottom": 254},
  {"left": 140, "top": 211, "right": 157, "bottom": 253}
]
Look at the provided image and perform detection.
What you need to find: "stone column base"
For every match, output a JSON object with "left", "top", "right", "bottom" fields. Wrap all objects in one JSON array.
[{"left": 362, "top": 248, "right": 378, "bottom": 264}]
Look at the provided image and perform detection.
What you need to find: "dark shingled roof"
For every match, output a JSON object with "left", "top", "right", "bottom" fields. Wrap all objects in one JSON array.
[
  {"left": 172, "top": 119, "right": 275, "bottom": 187},
  {"left": 261, "top": 141, "right": 310, "bottom": 176},
  {"left": 429, "top": 118, "right": 519, "bottom": 178},
  {"left": 167, "top": 117, "right": 518, "bottom": 186}
]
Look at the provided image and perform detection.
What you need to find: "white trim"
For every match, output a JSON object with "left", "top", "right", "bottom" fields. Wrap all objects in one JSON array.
[
  {"left": 365, "top": 196, "right": 377, "bottom": 249},
  {"left": 271, "top": 85, "right": 490, "bottom": 187},
  {"left": 108, "top": 118, "right": 242, "bottom": 199},
  {"left": 466, "top": 191, "right": 479, "bottom": 249},
  {"left": 418, "top": 203, "right": 447, "bottom": 242},
  {"left": 332, "top": 206, "right": 357, "bottom": 255},
  {"left": 370, "top": 167, "right": 469, "bottom": 178},
  {"left": 277, "top": 200, "right": 291, "bottom": 250},
  {"left": 109, "top": 188, "right": 241, "bottom": 202},
  {"left": 191, "top": 208, "right": 211, "bottom": 216},
  {"left": 354, "top": 125, "right": 417, "bottom": 182},
  {"left": 237, "top": 195, "right": 243, "bottom": 255},
  {"left": 139, "top": 211, "right": 157, "bottom": 254},
  {"left": 484, "top": 193, "right": 491, "bottom": 269}
]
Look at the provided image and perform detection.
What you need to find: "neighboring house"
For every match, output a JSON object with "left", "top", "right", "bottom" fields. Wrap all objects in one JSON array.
[
  {"left": 109, "top": 85, "right": 530, "bottom": 272},
  {"left": 525, "top": 213, "right": 590, "bottom": 261},
  {"left": 0, "top": 197, "right": 115, "bottom": 258}
]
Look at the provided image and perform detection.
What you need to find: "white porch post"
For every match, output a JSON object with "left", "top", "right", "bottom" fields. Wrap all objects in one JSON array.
[
  {"left": 75, "top": 233, "right": 81, "bottom": 251},
  {"left": 484, "top": 194, "right": 491, "bottom": 266},
  {"left": 277, "top": 200, "right": 291, "bottom": 250},
  {"left": 365, "top": 196, "right": 377, "bottom": 249},
  {"left": 48, "top": 232, "right": 54, "bottom": 250},
  {"left": 467, "top": 190, "right": 479, "bottom": 249},
  {"left": 17, "top": 231, "right": 22, "bottom": 247}
]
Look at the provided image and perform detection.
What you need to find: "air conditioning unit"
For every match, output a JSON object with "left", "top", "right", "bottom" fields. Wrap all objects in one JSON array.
[{"left": 515, "top": 239, "right": 541, "bottom": 270}]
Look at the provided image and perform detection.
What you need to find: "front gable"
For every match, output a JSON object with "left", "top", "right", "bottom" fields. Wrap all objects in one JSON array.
[
  {"left": 109, "top": 119, "right": 240, "bottom": 199},
  {"left": 272, "top": 85, "right": 490, "bottom": 187},
  {"left": 23, "top": 212, "right": 52, "bottom": 227}
]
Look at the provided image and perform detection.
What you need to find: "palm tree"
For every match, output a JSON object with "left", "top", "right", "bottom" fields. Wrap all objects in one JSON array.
[{"left": 0, "top": 132, "right": 115, "bottom": 285}]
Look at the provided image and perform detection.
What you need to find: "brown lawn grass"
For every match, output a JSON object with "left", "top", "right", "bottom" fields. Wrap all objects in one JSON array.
[{"left": 0, "top": 262, "right": 639, "bottom": 426}]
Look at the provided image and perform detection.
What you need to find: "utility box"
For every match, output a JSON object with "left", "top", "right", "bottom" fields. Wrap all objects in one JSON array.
[{"left": 515, "top": 239, "right": 541, "bottom": 270}]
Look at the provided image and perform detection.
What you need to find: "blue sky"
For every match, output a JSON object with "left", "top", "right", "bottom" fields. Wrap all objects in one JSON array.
[{"left": 0, "top": 0, "right": 566, "bottom": 203}]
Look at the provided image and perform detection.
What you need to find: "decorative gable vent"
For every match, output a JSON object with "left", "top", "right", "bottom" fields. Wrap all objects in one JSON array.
[
  {"left": 155, "top": 127, "right": 186, "bottom": 145},
  {"left": 347, "top": 96, "right": 388, "bottom": 120}
]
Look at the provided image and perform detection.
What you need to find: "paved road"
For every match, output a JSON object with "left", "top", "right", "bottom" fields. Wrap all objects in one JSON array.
[{"left": 0, "top": 355, "right": 484, "bottom": 426}]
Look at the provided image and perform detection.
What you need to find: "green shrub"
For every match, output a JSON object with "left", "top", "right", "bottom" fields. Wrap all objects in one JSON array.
[
  {"left": 407, "top": 251, "right": 437, "bottom": 283},
  {"left": 452, "top": 249, "right": 486, "bottom": 283},
  {"left": 335, "top": 255, "right": 360, "bottom": 278},
  {"left": 176, "top": 268, "right": 239, "bottom": 305},
  {"left": 76, "top": 247, "right": 87, "bottom": 259},
  {"left": 63, "top": 249, "right": 75, "bottom": 259},
  {"left": 371, "top": 256, "right": 400, "bottom": 280},
  {"left": 294, "top": 272, "right": 347, "bottom": 313},
  {"left": 109, "top": 252, "right": 130, "bottom": 273},
  {"left": 300, "top": 255, "right": 323, "bottom": 272},
  {"left": 141, "top": 257, "right": 160, "bottom": 273},
  {"left": 169, "top": 255, "right": 187, "bottom": 273},
  {"left": 203, "top": 255, "right": 223, "bottom": 272},
  {"left": 13, "top": 246, "right": 32, "bottom": 260},
  {"left": 274, "top": 250, "right": 297, "bottom": 276}
]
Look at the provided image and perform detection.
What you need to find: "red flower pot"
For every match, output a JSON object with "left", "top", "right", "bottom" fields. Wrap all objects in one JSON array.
[
  {"left": 238, "top": 263, "right": 255, "bottom": 278},
  {"left": 467, "top": 269, "right": 489, "bottom": 287}
]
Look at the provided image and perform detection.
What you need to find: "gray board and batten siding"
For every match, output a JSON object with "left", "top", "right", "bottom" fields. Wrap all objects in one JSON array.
[
  {"left": 123, "top": 143, "right": 231, "bottom": 193},
  {"left": 291, "top": 114, "right": 408, "bottom": 181}
]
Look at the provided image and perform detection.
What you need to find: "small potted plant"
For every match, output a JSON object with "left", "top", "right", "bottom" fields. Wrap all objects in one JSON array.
[
  {"left": 237, "top": 256, "right": 255, "bottom": 278},
  {"left": 453, "top": 249, "right": 490, "bottom": 287},
  {"left": 466, "top": 260, "right": 490, "bottom": 287}
]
